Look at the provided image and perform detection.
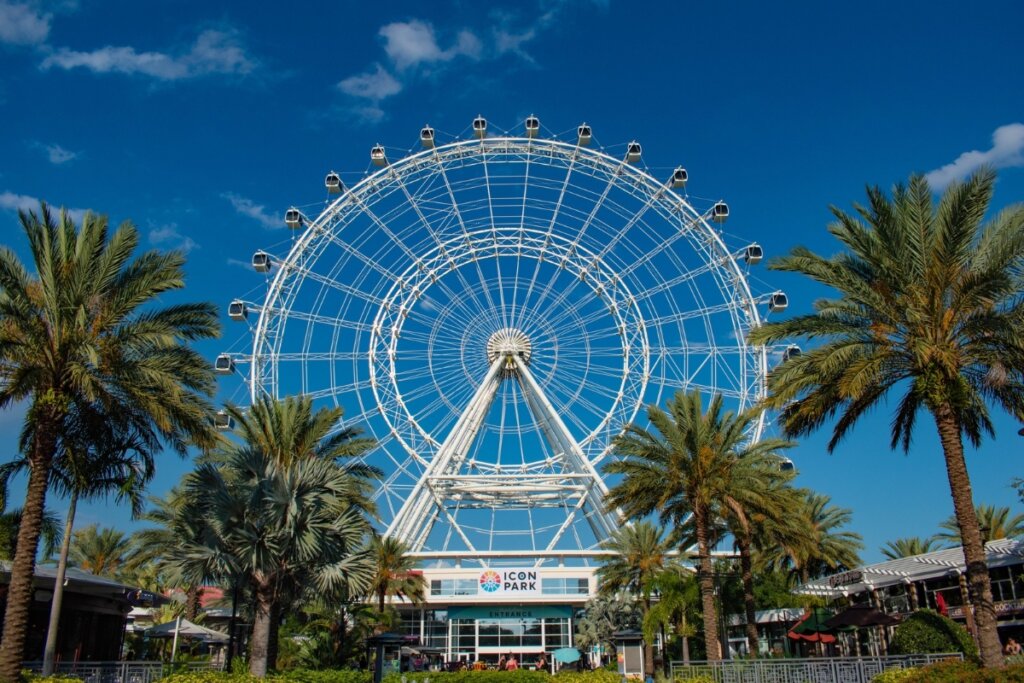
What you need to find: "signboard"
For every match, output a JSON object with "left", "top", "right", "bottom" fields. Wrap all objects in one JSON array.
[
  {"left": 477, "top": 569, "right": 541, "bottom": 597},
  {"left": 828, "top": 570, "right": 864, "bottom": 588},
  {"left": 448, "top": 605, "right": 572, "bottom": 620}
]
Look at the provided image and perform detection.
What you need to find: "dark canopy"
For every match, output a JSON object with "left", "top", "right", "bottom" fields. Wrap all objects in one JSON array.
[{"left": 825, "top": 605, "right": 900, "bottom": 628}]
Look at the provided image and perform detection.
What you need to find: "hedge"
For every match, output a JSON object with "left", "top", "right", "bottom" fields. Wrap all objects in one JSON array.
[{"left": 888, "top": 609, "right": 979, "bottom": 662}]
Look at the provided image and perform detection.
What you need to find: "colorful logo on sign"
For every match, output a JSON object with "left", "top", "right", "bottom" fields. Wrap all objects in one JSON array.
[{"left": 479, "top": 570, "right": 502, "bottom": 592}]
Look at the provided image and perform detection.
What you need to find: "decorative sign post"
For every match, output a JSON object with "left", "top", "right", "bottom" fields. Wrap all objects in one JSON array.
[
  {"left": 367, "top": 632, "right": 407, "bottom": 683},
  {"left": 613, "top": 630, "right": 645, "bottom": 681}
]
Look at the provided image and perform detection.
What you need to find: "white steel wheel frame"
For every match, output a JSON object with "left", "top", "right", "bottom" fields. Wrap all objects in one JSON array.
[{"left": 238, "top": 132, "right": 770, "bottom": 564}]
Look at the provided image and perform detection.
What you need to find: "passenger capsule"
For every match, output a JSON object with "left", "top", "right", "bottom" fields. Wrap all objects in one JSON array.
[
  {"left": 525, "top": 116, "right": 540, "bottom": 138},
  {"left": 626, "top": 141, "right": 642, "bottom": 163},
  {"left": 744, "top": 244, "right": 763, "bottom": 265},
  {"left": 671, "top": 167, "right": 688, "bottom": 188},
  {"left": 371, "top": 145, "right": 387, "bottom": 167},
  {"left": 420, "top": 126, "right": 435, "bottom": 149},
  {"left": 285, "top": 208, "right": 302, "bottom": 230},
  {"left": 782, "top": 344, "right": 801, "bottom": 362},
  {"left": 472, "top": 116, "right": 487, "bottom": 139},
  {"left": 769, "top": 292, "right": 789, "bottom": 312},
  {"left": 228, "top": 300, "right": 247, "bottom": 321},
  {"left": 214, "top": 410, "right": 235, "bottom": 431},
  {"left": 325, "top": 172, "right": 343, "bottom": 194},
  {"left": 577, "top": 124, "right": 592, "bottom": 146},
  {"left": 252, "top": 251, "right": 272, "bottom": 273},
  {"left": 214, "top": 354, "right": 235, "bottom": 375},
  {"left": 779, "top": 458, "right": 796, "bottom": 473},
  {"left": 712, "top": 202, "right": 729, "bottom": 223}
]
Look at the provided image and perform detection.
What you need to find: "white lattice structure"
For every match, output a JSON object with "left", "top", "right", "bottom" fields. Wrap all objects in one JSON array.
[{"left": 224, "top": 118, "right": 782, "bottom": 566}]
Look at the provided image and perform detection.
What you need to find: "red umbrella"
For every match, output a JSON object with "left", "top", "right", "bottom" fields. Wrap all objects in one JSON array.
[
  {"left": 787, "top": 631, "right": 837, "bottom": 643},
  {"left": 787, "top": 608, "right": 839, "bottom": 643}
]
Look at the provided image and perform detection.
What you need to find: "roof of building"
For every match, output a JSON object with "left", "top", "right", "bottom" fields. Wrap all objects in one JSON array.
[{"left": 798, "top": 538, "right": 1024, "bottom": 597}]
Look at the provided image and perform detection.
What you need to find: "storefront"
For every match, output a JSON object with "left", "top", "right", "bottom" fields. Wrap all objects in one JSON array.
[{"left": 396, "top": 566, "right": 596, "bottom": 665}]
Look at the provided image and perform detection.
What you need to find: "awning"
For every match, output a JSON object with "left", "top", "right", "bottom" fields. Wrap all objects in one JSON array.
[
  {"left": 825, "top": 605, "right": 900, "bottom": 629},
  {"left": 146, "top": 618, "right": 228, "bottom": 643}
]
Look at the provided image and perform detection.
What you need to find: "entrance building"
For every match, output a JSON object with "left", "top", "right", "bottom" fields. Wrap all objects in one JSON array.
[{"left": 396, "top": 565, "right": 597, "bottom": 665}]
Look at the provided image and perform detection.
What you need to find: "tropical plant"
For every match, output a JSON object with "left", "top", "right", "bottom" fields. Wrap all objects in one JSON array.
[
  {"left": 881, "top": 536, "right": 943, "bottom": 560},
  {"left": 574, "top": 591, "right": 642, "bottom": 656},
  {"left": 167, "top": 396, "right": 379, "bottom": 677},
  {"left": 0, "top": 506, "right": 60, "bottom": 561},
  {"left": 69, "top": 524, "right": 133, "bottom": 576},
  {"left": 758, "top": 490, "right": 863, "bottom": 583},
  {"left": 367, "top": 535, "right": 425, "bottom": 614},
  {"left": 641, "top": 566, "right": 699, "bottom": 664},
  {"left": 747, "top": 169, "right": 1024, "bottom": 667},
  {"left": 935, "top": 504, "right": 1024, "bottom": 545},
  {"left": 596, "top": 521, "right": 675, "bottom": 674},
  {"left": 0, "top": 204, "right": 219, "bottom": 681},
  {"left": 605, "top": 389, "right": 794, "bottom": 662},
  {"left": 1, "top": 398, "right": 159, "bottom": 674},
  {"left": 889, "top": 609, "right": 978, "bottom": 661}
]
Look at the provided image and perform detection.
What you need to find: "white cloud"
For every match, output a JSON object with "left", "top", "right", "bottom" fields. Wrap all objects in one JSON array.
[
  {"left": 0, "top": 190, "right": 86, "bottom": 222},
  {"left": 337, "top": 63, "right": 402, "bottom": 101},
  {"left": 30, "top": 142, "right": 77, "bottom": 164},
  {"left": 222, "top": 192, "right": 280, "bottom": 229},
  {"left": 925, "top": 123, "right": 1024, "bottom": 189},
  {"left": 380, "top": 20, "right": 481, "bottom": 70},
  {"left": 45, "top": 143, "right": 76, "bottom": 164},
  {"left": 148, "top": 224, "right": 198, "bottom": 253},
  {"left": 226, "top": 257, "right": 255, "bottom": 271},
  {"left": 0, "top": 1, "right": 51, "bottom": 46},
  {"left": 40, "top": 29, "right": 256, "bottom": 81}
]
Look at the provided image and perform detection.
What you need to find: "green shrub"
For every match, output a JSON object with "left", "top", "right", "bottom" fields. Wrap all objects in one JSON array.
[
  {"left": 871, "top": 667, "right": 919, "bottom": 683},
  {"left": 162, "top": 672, "right": 260, "bottom": 683},
  {"left": 384, "top": 671, "right": 550, "bottom": 683},
  {"left": 20, "top": 673, "right": 84, "bottom": 683},
  {"left": 872, "top": 659, "right": 1024, "bottom": 682},
  {"left": 675, "top": 676, "right": 715, "bottom": 683},
  {"left": 888, "top": 609, "right": 978, "bottom": 662},
  {"left": 276, "top": 671, "right": 371, "bottom": 683},
  {"left": 553, "top": 671, "right": 618, "bottom": 683}
]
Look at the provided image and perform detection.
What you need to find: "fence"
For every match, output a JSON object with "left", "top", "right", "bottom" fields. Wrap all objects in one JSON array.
[
  {"left": 21, "top": 660, "right": 218, "bottom": 683},
  {"left": 669, "top": 653, "right": 963, "bottom": 682}
]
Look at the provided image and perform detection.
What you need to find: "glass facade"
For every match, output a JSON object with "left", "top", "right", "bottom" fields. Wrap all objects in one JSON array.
[
  {"left": 398, "top": 607, "right": 574, "bottom": 661},
  {"left": 541, "top": 577, "right": 589, "bottom": 595},
  {"left": 430, "top": 579, "right": 478, "bottom": 596}
]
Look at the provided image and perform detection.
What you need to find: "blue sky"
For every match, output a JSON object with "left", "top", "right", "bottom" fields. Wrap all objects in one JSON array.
[{"left": 1, "top": 0, "right": 1023, "bottom": 564}]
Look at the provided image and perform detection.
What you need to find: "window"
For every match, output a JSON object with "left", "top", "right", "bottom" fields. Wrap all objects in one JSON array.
[
  {"left": 541, "top": 577, "right": 589, "bottom": 595},
  {"left": 991, "top": 567, "right": 1016, "bottom": 603},
  {"left": 430, "top": 578, "right": 478, "bottom": 596}
]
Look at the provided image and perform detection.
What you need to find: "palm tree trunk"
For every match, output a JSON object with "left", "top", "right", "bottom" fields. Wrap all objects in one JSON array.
[
  {"left": 736, "top": 535, "right": 759, "bottom": 657},
  {"left": 0, "top": 408, "right": 59, "bottom": 683},
  {"left": 693, "top": 505, "right": 721, "bottom": 661},
  {"left": 642, "top": 596, "right": 654, "bottom": 676},
  {"left": 933, "top": 406, "right": 1002, "bottom": 669},
  {"left": 266, "top": 600, "right": 281, "bottom": 671},
  {"left": 42, "top": 491, "right": 77, "bottom": 675},
  {"left": 680, "top": 614, "right": 690, "bottom": 664},
  {"left": 249, "top": 582, "right": 274, "bottom": 677}
]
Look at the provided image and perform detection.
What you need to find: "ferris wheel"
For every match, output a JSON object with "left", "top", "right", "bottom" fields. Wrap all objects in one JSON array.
[{"left": 221, "top": 116, "right": 786, "bottom": 563}]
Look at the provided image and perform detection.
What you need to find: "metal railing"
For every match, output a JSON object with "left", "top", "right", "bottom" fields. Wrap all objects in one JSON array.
[
  {"left": 669, "top": 653, "right": 963, "bottom": 682},
  {"left": 21, "top": 660, "right": 219, "bottom": 683}
]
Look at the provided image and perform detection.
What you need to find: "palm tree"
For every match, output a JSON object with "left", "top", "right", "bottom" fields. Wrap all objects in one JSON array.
[
  {"left": 936, "top": 504, "right": 1024, "bottom": 545},
  {"left": 0, "top": 508, "right": 60, "bottom": 561},
  {"left": 720, "top": 476, "right": 801, "bottom": 655},
  {"left": 641, "top": 566, "right": 699, "bottom": 664},
  {"left": 605, "top": 389, "right": 794, "bottom": 662},
  {"left": 166, "top": 396, "right": 379, "bottom": 677},
  {"left": 747, "top": 169, "right": 1024, "bottom": 667},
  {"left": 597, "top": 521, "right": 674, "bottom": 675},
  {"left": 758, "top": 490, "right": 862, "bottom": 584},
  {"left": 1, "top": 399, "right": 158, "bottom": 674},
  {"left": 368, "top": 536, "right": 425, "bottom": 615},
  {"left": 0, "top": 204, "right": 219, "bottom": 680},
  {"left": 179, "top": 448, "right": 376, "bottom": 677},
  {"left": 69, "top": 525, "right": 133, "bottom": 577},
  {"left": 881, "top": 536, "right": 943, "bottom": 560}
]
